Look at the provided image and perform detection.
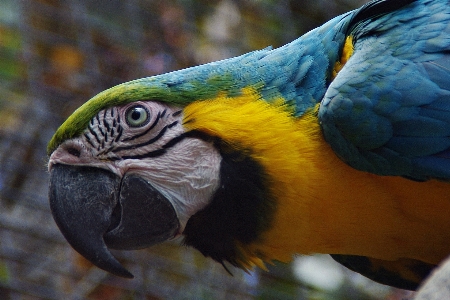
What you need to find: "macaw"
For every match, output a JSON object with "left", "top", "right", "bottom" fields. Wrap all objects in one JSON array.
[{"left": 47, "top": 0, "right": 450, "bottom": 291}]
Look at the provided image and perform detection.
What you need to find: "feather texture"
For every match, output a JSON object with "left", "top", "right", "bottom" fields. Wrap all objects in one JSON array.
[{"left": 319, "top": 0, "right": 450, "bottom": 180}]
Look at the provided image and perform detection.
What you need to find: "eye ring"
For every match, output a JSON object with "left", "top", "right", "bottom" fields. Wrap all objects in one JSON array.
[{"left": 125, "top": 105, "right": 150, "bottom": 127}]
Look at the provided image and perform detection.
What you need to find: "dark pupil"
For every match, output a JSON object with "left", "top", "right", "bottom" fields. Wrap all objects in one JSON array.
[{"left": 131, "top": 109, "right": 141, "bottom": 120}]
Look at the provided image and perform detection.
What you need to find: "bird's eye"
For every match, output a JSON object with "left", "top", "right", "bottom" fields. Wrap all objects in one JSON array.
[{"left": 125, "top": 105, "right": 150, "bottom": 127}]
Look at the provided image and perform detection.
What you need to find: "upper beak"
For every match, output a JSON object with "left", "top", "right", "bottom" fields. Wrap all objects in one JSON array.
[{"left": 49, "top": 164, "right": 180, "bottom": 278}]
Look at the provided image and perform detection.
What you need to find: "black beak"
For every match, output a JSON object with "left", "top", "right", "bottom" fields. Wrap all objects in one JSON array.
[{"left": 49, "top": 164, "right": 180, "bottom": 278}]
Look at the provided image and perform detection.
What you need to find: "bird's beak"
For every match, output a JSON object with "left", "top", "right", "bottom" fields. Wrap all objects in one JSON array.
[{"left": 49, "top": 164, "right": 180, "bottom": 278}]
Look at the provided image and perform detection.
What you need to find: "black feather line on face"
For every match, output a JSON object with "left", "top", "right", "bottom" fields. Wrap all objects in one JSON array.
[
  {"left": 172, "top": 110, "right": 182, "bottom": 117},
  {"left": 182, "top": 134, "right": 276, "bottom": 269},
  {"left": 88, "top": 124, "right": 101, "bottom": 144},
  {"left": 103, "top": 118, "right": 111, "bottom": 132},
  {"left": 118, "top": 129, "right": 210, "bottom": 160},
  {"left": 115, "top": 126, "right": 123, "bottom": 142},
  {"left": 112, "top": 122, "right": 174, "bottom": 153},
  {"left": 84, "top": 133, "right": 95, "bottom": 148}
]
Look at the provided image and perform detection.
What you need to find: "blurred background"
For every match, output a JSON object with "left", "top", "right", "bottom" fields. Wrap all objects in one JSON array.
[{"left": 0, "top": 0, "right": 417, "bottom": 299}]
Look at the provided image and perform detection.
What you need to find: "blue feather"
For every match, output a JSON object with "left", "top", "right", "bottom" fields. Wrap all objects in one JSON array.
[{"left": 319, "top": 0, "right": 450, "bottom": 180}]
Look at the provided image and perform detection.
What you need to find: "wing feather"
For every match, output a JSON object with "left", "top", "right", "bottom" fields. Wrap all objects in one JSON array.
[{"left": 319, "top": 0, "right": 450, "bottom": 180}]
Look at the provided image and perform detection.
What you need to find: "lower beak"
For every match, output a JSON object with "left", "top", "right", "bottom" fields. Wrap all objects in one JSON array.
[{"left": 49, "top": 164, "right": 180, "bottom": 278}]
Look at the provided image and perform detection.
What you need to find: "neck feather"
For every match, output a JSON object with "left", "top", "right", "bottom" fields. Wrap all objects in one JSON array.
[{"left": 183, "top": 88, "right": 450, "bottom": 269}]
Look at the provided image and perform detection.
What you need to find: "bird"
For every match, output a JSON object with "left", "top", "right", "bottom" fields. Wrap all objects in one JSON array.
[{"left": 47, "top": 0, "right": 450, "bottom": 291}]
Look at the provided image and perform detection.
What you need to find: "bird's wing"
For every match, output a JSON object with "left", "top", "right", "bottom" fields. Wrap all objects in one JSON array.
[{"left": 318, "top": 0, "right": 450, "bottom": 181}]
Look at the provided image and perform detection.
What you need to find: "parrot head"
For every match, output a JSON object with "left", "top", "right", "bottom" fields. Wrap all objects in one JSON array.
[{"left": 47, "top": 53, "right": 284, "bottom": 278}]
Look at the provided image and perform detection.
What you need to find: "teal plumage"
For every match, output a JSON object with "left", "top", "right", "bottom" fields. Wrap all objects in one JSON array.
[
  {"left": 47, "top": 1, "right": 349, "bottom": 153},
  {"left": 319, "top": 0, "right": 450, "bottom": 180},
  {"left": 50, "top": 0, "right": 438, "bottom": 180}
]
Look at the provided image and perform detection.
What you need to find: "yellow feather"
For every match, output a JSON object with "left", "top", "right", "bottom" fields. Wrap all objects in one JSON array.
[
  {"left": 332, "top": 35, "right": 354, "bottom": 80},
  {"left": 183, "top": 87, "right": 450, "bottom": 268}
]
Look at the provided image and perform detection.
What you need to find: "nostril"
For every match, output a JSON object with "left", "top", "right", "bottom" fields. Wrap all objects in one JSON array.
[{"left": 67, "top": 147, "right": 81, "bottom": 157}]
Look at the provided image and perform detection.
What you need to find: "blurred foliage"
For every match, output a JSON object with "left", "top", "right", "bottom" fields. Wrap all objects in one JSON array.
[{"left": 0, "top": 0, "right": 416, "bottom": 299}]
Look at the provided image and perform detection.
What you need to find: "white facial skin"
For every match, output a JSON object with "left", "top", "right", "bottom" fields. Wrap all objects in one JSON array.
[{"left": 49, "top": 101, "right": 222, "bottom": 232}]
